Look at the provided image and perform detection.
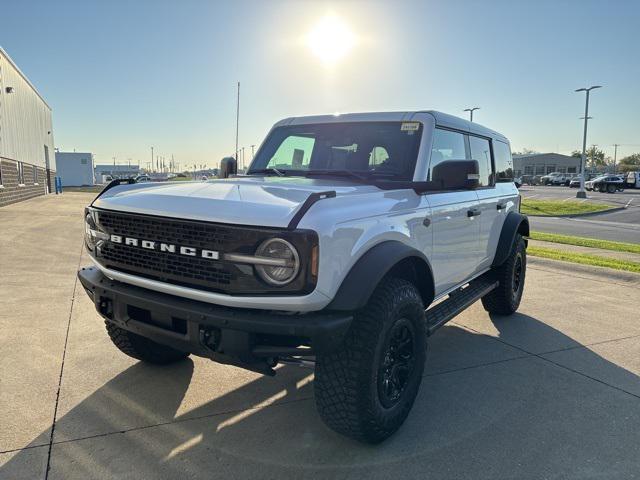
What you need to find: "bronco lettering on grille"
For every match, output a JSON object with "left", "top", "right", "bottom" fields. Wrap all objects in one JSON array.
[{"left": 109, "top": 234, "right": 219, "bottom": 260}]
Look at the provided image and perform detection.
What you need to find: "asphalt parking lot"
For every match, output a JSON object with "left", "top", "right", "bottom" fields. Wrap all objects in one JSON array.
[
  {"left": 520, "top": 185, "right": 640, "bottom": 242},
  {"left": 1, "top": 193, "right": 640, "bottom": 479}
]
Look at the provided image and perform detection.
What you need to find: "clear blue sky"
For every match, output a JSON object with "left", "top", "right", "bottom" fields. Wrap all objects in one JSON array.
[{"left": 2, "top": 0, "right": 639, "bottom": 168}]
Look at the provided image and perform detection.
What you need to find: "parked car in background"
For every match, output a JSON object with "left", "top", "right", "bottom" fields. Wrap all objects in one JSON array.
[
  {"left": 590, "top": 175, "right": 625, "bottom": 193},
  {"left": 569, "top": 177, "right": 582, "bottom": 188},
  {"left": 625, "top": 171, "right": 640, "bottom": 189},
  {"left": 134, "top": 175, "right": 151, "bottom": 183},
  {"left": 540, "top": 172, "right": 562, "bottom": 185},
  {"left": 551, "top": 173, "right": 576, "bottom": 186}
]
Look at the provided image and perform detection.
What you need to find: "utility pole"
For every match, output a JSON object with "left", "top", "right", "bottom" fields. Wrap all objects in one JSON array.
[
  {"left": 150, "top": 147, "right": 154, "bottom": 173},
  {"left": 613, "top": 144, "right": 619, "bottom": 174},
  {"left": 463, "top": 107, "right": 480, "bottom": 122},
  {"left": 575, "top": 85, "right": 602, "bottom": 198},
  {"left": 251, "top": 144, "right": 256, "bottom": 159},
  {"left": 235, "top": 81, "right": 240, "bottom": 166}
]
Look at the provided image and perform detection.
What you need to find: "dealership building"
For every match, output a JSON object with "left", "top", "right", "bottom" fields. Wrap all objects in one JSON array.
[
  {"left": 0, "top": 47, "right": 55, "bottom": 207},
  {"left": 512, "top": 153, "right": 581, "bottom": 178}
]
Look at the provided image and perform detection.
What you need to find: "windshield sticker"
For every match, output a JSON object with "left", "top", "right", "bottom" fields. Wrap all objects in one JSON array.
[{"left": 401, "top": 122, "right": 420, "bottom": 132}]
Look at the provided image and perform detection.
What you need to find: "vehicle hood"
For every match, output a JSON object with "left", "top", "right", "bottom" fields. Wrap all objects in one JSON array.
[{"left": 92, "top": 177, "right": 380, "bottom": 228}]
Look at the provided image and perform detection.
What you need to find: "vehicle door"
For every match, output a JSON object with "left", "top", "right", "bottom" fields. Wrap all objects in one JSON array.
[
  {"left": 476, "top": 138, "right": 516, "bottom": 271},
  {"left": 426, "top": 128, "right": 481, "bottom": 296}
]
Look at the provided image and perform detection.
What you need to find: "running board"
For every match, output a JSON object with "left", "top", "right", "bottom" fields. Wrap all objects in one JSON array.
[{"left": 426, "top": 275, "right": 498, "bottom": 336}]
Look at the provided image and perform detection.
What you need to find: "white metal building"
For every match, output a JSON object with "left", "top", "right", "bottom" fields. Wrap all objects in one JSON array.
[
  {"left": 56, "top": 151, "right": 95, "bottom": 186},
  {"left": 0, "top": 46, "right": 55, "bottom": 206}
]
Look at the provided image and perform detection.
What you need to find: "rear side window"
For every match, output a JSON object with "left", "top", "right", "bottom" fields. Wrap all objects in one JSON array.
[
  {"left": 493, "top": 140, "right": 514, "bottom": 182},
  {"left": 469, "top": 136, "right": 492, "bottom": 187}
]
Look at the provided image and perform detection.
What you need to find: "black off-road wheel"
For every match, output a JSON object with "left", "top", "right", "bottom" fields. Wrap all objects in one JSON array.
[
  {"left": 482, "top": 234, "right": 527, "bottom": 315},
  {"left": 314, "top": 278, "right": 427, "bottom": 444},
  {"left": 105, "top": 322, "right": 189, "bottom": 364}
]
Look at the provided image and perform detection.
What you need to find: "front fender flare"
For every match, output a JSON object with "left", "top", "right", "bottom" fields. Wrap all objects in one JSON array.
[
  {"left": 326, "top": 241, "right": 434, "bottom": 311},
  {"left": 492, "top": 212, "right": 529, "bottom": 267}
]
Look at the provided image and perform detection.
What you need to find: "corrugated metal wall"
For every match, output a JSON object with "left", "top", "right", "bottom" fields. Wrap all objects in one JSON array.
[{"left": 0, "top": 48, "right": 55, "bottom": 170}]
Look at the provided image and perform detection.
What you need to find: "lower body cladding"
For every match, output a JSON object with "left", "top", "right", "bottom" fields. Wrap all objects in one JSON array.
[{"left": 77, "top": 266, "right": 352, "bottom": 376}]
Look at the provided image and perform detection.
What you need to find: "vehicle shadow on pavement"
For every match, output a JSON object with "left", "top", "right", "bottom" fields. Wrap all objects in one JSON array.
[{"left": 2, "top": 314, "right": 640, "bottom": 479}]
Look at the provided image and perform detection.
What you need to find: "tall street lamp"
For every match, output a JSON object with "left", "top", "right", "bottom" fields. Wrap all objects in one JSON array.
[
  {"left": 575, "top": 85, "right": 602, "bottom": 198},
  {"left": 464, "top": 107, "right": 480, "bottom": 122}
]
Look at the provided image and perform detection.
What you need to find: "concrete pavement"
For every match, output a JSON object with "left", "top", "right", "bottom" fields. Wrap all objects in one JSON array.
[{"left": 1, "top": 193, "right": 640, "bottom": 479}]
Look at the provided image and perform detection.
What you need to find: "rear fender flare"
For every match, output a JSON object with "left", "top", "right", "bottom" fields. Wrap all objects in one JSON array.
[{"left": 492, "top": 212, "right": 529, "bottom": 267}]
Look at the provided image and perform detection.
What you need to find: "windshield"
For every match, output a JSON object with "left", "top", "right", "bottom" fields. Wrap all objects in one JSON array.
[{"left": 248, "top": 122, "right": 423, "bottom": 182}]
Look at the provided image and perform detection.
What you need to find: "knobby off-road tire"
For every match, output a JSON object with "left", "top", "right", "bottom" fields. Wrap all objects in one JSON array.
[
  {"left": 105, "top": 322, "right": 189, "bottom": 364},
  {"left": 314, "top": 278, "right": 427, "bottom": 444},
  {"left": 482, "top": 234, "right": 527, "bottom": 315}
]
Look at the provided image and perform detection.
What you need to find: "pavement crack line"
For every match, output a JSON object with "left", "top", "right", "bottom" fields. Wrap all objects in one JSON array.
[
  {"left": 43, "top": 241, "right": 84, "bottom": 480},
  {"left": 45, "top": 395, "right": 314, "bottom": 449},
  {"left": 455, "top": 322, "right": 640, "bottom": 401}
]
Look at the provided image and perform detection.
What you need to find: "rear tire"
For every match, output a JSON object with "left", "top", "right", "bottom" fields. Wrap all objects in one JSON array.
[
  {"left": 314, "top": 278, "right": 426, "bottom": 444},
  {"left": 482, "top": 234, "right": 526, "bottom": 315},
  {"left": 105, "top": 322, "right": 189, "bottom": 364}
]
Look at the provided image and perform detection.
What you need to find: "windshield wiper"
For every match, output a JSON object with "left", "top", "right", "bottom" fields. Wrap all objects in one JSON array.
[
  {"left": 304, "top": 170, "right": 371, "bottom": 183},
  {"left": 248, "top": 167, "right": 285, "bottom": 177}
]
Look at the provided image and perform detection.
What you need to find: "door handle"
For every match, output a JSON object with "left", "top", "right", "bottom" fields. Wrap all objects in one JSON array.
[
  {"left": 467, "top": 208, "right": 481, "bottom": 218},
  {"left": 496, "top": 203, "right": 506, "bottom": 211},
  {"left": 423, "top": 217, "right": 431, "bottom": 227}
]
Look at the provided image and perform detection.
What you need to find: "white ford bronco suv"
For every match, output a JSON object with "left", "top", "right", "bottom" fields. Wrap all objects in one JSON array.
[{"left": 79, "top": 111, "right": 528, "bottom": 443}]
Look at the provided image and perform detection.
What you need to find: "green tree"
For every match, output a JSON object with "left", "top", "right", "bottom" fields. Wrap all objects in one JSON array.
[
  {"left": 618, "top": 153, "right": 640, "bottom": 173},
  {"left": 512, "top": 148, "right": 539, "bottom": 156},
  {"left": 572, "top": 147, "right": 605, "bottom": 168}
]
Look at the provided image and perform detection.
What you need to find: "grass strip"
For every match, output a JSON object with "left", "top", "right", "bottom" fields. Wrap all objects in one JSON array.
[
  {"left": 521, "top": 198, "right": 612, "bottom": 216},
  {"left": 530, "top": 231, "right": 640, "bottom": 255},
  {"left": 528, "top": 246, "right": 640, "bottom": 273}
]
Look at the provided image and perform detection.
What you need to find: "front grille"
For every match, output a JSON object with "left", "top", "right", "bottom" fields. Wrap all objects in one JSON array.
[{"left": 93, "top": 209, "right": 317, "bottom": 295}]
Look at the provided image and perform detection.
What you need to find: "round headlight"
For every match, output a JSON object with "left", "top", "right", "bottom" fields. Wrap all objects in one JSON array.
[{"left": 255, "top": 238, "right": 300, "bottom": 286}]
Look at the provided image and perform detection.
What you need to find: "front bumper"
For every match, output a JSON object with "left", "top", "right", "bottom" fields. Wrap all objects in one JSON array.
[{"left": 78, "top": 266, "right": 352, "bottom": 375}]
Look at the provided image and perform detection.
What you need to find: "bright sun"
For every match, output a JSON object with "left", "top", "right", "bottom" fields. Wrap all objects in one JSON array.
[{"left": 306, "top": 15, "right": 356, "bottom": 65}]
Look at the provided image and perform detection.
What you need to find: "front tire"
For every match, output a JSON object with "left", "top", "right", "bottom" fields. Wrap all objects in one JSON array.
[
  {"left": 314, "top": 278, "right": 426, "bottom": 443},
  {"left": 482, "top": 234, "right": 527, "bottom": 315},
  {"left": 105, "top": 322, "right": 189, "bottom": 364},
  {"left": 607, "top": 184, "right": 616, "bottom": 193}
]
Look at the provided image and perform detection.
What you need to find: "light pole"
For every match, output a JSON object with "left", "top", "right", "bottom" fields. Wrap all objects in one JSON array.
[
  {"left": 463, "top": 107, "right": 480, "bottom": 122},
  {"left": 575, "top": 85, "right": 602, "bottom": 198},
  {"left": 613, "top": 144, "right": 619, "bottom": 174}
]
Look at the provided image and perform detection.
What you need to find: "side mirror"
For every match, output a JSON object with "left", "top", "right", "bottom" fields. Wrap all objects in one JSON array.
[
  {"left": 218, "top": 157, "right": 237, "bottom": 179},
  {"left": 431, "top": 160, "right": 479, "bottom": 190}
]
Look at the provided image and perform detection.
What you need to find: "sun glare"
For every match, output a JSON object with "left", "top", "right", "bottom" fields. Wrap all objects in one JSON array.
[{"left": 306, "top": 15, "right": 356, "bottom": 65}]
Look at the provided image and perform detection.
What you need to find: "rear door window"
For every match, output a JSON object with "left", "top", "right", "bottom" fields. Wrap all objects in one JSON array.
[{"left": 469, "top": 136, "right": 493, "bottom": 187}]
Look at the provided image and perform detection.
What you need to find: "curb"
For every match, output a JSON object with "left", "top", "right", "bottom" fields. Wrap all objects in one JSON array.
[{"left": 526, "top": 206, "right": 626, "bottom": 218}]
